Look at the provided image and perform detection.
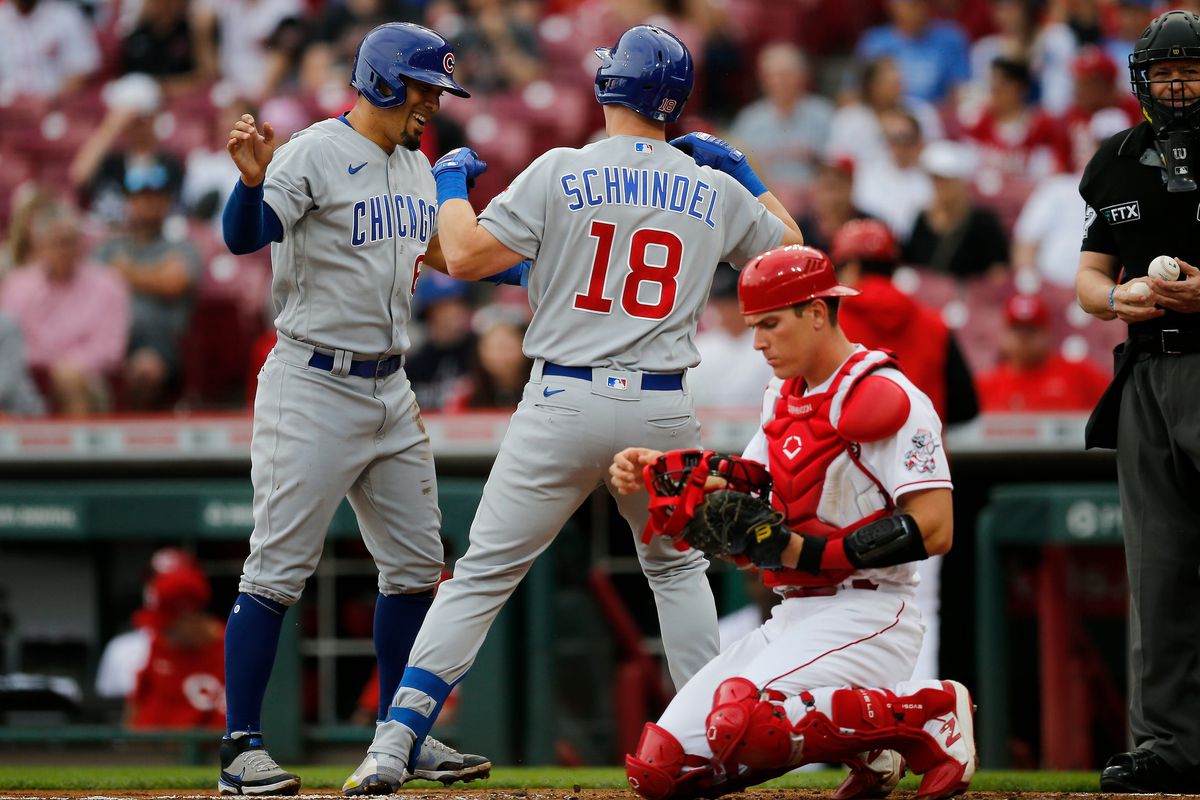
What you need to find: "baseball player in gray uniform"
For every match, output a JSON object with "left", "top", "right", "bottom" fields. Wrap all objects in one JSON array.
[
  {"left": 217, "top": 22, "right": 490, "bottom": 795},
  {"left": 342, "top": 24, "right": 805, "bottom": 794}
]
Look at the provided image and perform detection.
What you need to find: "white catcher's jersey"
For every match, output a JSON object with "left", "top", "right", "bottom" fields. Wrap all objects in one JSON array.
[
  {"left": 742, "top": 347, "right": 953, "bottom": 588},
  {"left": 478, "top": 135, "right": 787, "bottom": 372},
  {"left": 264, "top": 118, "right": 438, "bottom": 356}
]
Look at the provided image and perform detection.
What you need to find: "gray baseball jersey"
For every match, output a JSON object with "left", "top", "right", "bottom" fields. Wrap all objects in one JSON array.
[
  {"left": 264, "top": 117, "right": 438, "bottom": 356},
  {"left": 240, "top": 116, "right": 444, "bottom": 606},
  {"left": 371, "top": 134, "right": 788, "bottom": 765},
  {"left": 480, "top": 135, "right": 785, "bottom": 370}
]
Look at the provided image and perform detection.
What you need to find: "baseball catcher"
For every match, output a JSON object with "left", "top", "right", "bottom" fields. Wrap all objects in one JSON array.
[{"left": 610, "top": 245, "right": 975, "bottom": 800}]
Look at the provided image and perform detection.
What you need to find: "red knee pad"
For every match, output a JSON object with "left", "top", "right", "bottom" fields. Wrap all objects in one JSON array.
[
  {"left": 705, "top": 678, "right": 798, "bottom": 769},
  {"left": 626, "top": 723, "right": 713, "bottom": 800}
]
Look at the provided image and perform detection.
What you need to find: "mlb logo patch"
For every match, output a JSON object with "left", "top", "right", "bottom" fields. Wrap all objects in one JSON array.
[
  {"left": 635, "top": 142, "right": 654, "bottom": 153},
  {"left": 607, "top": 376, "right": 629, "bottom": 390}
]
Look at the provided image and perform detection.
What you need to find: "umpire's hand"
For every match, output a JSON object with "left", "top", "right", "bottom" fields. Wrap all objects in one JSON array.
[{"left": 1151, "top": 257, "right": 1200, "bottom": 313}]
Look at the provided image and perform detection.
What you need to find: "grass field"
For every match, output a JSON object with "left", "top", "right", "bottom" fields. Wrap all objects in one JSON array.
[{"left": 0, "top": 766, "right": 1100, "bottom": 793}]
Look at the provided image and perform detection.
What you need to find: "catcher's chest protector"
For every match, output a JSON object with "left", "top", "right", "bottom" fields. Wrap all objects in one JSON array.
[{"left": 762, "top": 350, "right": 896, "bottom": 588}]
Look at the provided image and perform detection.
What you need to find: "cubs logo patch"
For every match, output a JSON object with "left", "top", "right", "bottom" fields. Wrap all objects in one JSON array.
[
  {"left": 1099, "top": 201, "right": 1140, "bottom": 224},
  {"left": 904, "top": 430, "right": 939, "bottom": 474},
  {"left": 443, "top": 52, "right": 455, "bottom": 73},
  {"left": 782, "top": 435, "right": 803, "bottom": 459},
  {"left": 607, "top": 376, "right": 628, "bottom": 390}
]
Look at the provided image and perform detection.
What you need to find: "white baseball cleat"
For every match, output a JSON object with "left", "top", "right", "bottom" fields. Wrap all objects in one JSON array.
[
  {"left": 914, "top": 680, "right": 977, "bottom": 800},
  {"left": 834, "top": 749, "right": 906, "bottom": 800},
  {"left": 218, "top": 732, "right": 301, "bottom": 796},
  {"left": 342, "top": 752, "right": 407, "bottom": 796},
  {"left": 407, "top": 735, "right": 493, "bottom": 784}
]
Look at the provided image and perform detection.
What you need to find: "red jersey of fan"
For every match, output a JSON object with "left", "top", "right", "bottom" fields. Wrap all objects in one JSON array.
[
  {"left": 128, "top": 624, "right": 226, "bottom": 729},
  {"left": 976, "top": 354, "right": 1110, "bottom": 412}
]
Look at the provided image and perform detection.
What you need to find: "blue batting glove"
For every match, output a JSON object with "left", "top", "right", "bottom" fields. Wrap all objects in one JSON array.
[
  {"left": 432, "top": 147, "right": 488, "bottom": 203},
  {"left": 670, "top": 132, "right": 767, "bottom": 197}
]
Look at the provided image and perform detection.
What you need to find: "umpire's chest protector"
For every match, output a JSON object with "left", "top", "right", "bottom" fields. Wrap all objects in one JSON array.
[{"left": 761, "top": 350, "right": 896, "bottom": 589}]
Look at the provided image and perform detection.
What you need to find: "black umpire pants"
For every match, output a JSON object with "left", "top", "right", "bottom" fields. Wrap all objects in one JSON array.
[{"left": 1117, "top": 350, "right": 1200, "bottom": 771}]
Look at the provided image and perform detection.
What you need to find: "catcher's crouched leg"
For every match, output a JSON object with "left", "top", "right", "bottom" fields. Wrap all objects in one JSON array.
[{"left": 626, "top": 724, "right": 717, "bottom": 800}]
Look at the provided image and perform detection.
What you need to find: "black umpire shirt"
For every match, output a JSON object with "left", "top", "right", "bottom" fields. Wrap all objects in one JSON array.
[{"left": 1080, "top": 121, "right": 1200, "bottom": 339}]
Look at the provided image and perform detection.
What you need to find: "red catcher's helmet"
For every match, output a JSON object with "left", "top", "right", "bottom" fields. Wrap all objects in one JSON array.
[
  {"left": 830, "top": 219, "right": 899, "bottom": 265},
  {"left": 738, "top": 245, "right": 859, "bottom": 315}
]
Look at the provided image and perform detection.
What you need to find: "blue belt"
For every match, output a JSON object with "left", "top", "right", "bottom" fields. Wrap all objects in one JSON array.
[
  {"left": 308, "top": 351, "right": 404, "bottom": 378},
  {"left": 543, "top": 362, "right": 683, "bottom": 391}
]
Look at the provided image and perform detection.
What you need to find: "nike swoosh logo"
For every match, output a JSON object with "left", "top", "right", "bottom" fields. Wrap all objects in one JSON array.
[
  {"left": 543, "top": 387, "right": 566, "bottom": 397},
  {"left": 348, "top": 162, "right": 367, "bottom": 174}
]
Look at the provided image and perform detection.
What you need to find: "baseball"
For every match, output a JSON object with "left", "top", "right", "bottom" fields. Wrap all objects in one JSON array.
[
  {"left": 1128, "top": 281, "right": 1152, "bottom": 299},
  {"left": 1149, "top": 255, "right": 1180, "bottom": 281}
]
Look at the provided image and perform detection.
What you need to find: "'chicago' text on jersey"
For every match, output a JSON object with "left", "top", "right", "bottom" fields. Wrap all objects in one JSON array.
[
  {"left": 559, "top": 168, "right": 718, "bottom": 229},
  {"left": 351, "top": 193, "right": 437, "bottom": 247}
]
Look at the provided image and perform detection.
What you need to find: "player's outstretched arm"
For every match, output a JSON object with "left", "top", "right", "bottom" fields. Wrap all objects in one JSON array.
[
  {"left": 610, "top": 447, "right": 664, "bottom": 495},
  {"left": 670, "top": 132, "right": 802, "bottom": 246},
  {"left": 432, "top": 148, "right": 525, "bottom": 279}
]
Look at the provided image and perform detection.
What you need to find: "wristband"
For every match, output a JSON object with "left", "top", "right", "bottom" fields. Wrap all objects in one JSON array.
[
  {"left": 1108, "top": 285, "right": 1117, "bottom": 311},
  {"left": 435, "top": 171, "right": 469, "bottom": 204},
  {"left": 729, "top": 161, "right": 768, "bottom": 197}
]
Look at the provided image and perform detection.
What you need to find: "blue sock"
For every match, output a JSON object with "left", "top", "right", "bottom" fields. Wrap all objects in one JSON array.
[
  {"left": 374, "top": 590, "right": 435, "bottom": 720},
  {"left": 224, "top": 592, "right": 287, "bottom": 735}
]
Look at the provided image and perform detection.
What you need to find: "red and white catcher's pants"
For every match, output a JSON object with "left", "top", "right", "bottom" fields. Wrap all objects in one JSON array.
[{"left": 657, "top": 586, "right": 923, "bottom": 758}]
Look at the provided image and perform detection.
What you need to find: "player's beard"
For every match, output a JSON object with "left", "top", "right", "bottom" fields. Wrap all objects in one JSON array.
[{"left": 398, "top": 113, "right": 423, "bottom": 151}]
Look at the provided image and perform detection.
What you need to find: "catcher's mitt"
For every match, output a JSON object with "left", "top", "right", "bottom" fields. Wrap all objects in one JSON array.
[
  {"left": 682, "top": 489, "right": 791, "bottom": 569},
  {"left": 641, "top": 449, "right": 772, "bottom": 549}
]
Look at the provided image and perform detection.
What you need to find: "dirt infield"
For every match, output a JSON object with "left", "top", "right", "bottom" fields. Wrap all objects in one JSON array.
[{"left": 0, "top": 791, "right": 1150, "bottom": 799}]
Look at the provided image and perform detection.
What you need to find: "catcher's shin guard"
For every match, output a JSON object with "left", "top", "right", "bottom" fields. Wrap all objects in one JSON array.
[
  {"left": 705, "top": 678, "right": 802, "bottom": 770},
  {"left": 625, "top": 724, "right": 715, "bottom": 800},
  {"left": 825, "top": 682, "right": 976, "bottom": 800}
]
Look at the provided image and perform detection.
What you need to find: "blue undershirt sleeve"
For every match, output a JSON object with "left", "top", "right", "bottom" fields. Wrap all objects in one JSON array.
[{"left": 222, "top": 180, "right": 284, "bottom": 255}]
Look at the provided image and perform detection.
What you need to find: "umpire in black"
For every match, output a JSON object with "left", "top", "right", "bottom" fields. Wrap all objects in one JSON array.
[{"left": 1077, "top": 10, "right": 1200, "bottom": 793}]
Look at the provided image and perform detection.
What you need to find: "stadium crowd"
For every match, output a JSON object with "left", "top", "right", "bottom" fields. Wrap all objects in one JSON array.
[{"left": 0, "top": 0, "right": 1162, "bottom": 417}]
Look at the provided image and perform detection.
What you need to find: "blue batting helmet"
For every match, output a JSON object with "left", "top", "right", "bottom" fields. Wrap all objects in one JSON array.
[
  {"left": 351, "top": 23, "right": 469, "bottom": 109},
  {"left": 594, "top": 25, "right": 693, "bottom": 124}
]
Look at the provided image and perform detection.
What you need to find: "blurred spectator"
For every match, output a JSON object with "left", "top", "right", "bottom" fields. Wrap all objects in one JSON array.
[
  {"left": 0, "top": 312, "right": 46, "bottom": 416},
  {"left": 0, "top": 0, "right": 100, "bottom": 100},
  {"left": 95, "top": 548, "right": 225, "bottom": 729},
  {"left": 855, "top": 0, "right": 971, "bottom": 105},
  {"left": 447, "top": 306, "right": 532, "bottom": 411},
  {"left": 1, "top": 184, "right": 58, "bottom": 275},
  {"left": 827, "top": 56, "right": 944, "bottom": 174},
  {"left": 687, "top": 265, "right": 773, "bottom": 409},
  {"left": 794, "top": 158, "right": 873, "bottom": 255},
  {"left": 443, "top": 0, "right": 544, "bottom": 94},
  {"left": 68, "top": 75, "right": 185, "bottom": 223},
  {"left": 966, "top": 0, "right": 1077, "bottom": 115},
  {"left": 960, "top": 57, "right": 1064, "bottom": 183},
  {"left": 833, "top": 218, "right": 978, "bottom": 426},
  {"left": 181, "top": 100, "right": 246, "bottom": 224},
  {"left": 121, "top": 0, "right": 201, "bottom": 90},
  {"left": 0, "top": 201, "right": 130, "bottom": 415},
  {"left": 1013, "top": 109, "right": 1130, "bottom": 287},
  {"left": 727, "top": 43, "right": 832, "bottom": 202},
  {"left": 94, "top": 162, "right": 202, "bottom": 410},
  {"left": 406, "top": 272, "right": 475, "bottom": 411},
  {"left": 851, "top": 109, "right": 933, "bottom": 240},
  {"left": 976, "top": 293, "right": 1109, "bottom": 411},
  {"left": 902, "top": 139, "right": 1010, "bottom": 279},
  {"left": 1103, "top": 0, "right": 1161, "bottom": 82},
  {"left": 1059, "top": 46, "right": 1140, "bottom": 173},
  {"left": 191, "top": 0, "right": 303, "bottom": 101}
]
